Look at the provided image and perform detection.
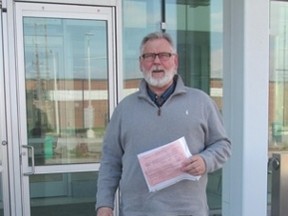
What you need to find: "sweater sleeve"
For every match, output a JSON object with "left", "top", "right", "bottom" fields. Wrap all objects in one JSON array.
[
  {"left": 200, "top": 98, "right": 232, "bottom": 173},
  {"left": 95, "top": 106, "right": 123, "bottom": 211}
]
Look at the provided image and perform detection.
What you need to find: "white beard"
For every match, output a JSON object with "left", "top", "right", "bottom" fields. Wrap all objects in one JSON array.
[{"left": 142, "top": 66, "right": 176, "bottom": 88}]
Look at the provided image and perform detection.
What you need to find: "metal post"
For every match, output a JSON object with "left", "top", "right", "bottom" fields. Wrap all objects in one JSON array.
[{"left": 271, "top": 153, "right": 288, "bottom": 216}]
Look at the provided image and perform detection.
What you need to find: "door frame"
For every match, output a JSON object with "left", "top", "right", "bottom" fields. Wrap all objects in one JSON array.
[
  {"left": 0, "top": 8, "right": 12, "bottom": 216},
  {"left": 3, "top": 1, "right": 123, "bottom": 215}
]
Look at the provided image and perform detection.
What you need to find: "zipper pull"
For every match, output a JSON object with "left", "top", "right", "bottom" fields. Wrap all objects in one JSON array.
[{"left": 158, "top": 108, "right": 161, "bottom": 116}]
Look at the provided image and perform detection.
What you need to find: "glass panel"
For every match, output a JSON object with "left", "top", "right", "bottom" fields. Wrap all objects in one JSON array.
[
  {"left": 269, "top": 1, "right": 288, "bottom": 215},
  {"left": 123, "top": 0, "right": 223, "bottom": 214},
  {"left": 122, "top": 0, "right": 161, "bottom": 97},
  {"left": 269, "top": 1, "right": 288, "bottom": 152},
  {"left": 30, "top": 172, "right": 97, "bottom": 216},
  {"left": 23, "top": 17, "right": 109, "bottom": 165},
  {"left": 166, "top": 0, "right": 222, "bottom": 100}
]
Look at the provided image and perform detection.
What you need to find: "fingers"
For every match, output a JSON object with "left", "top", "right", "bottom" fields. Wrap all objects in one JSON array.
[
  {"left": 181, "top": 155, "right": 206, "bottom": 176},
  {"left": 97, "top": 207, "right": 113, "bottom": 216}
]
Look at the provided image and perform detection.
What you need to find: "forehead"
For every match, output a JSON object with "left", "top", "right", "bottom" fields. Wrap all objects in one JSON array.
[{"left": 142, "top": 38, "right": 173, "bottom": 53}]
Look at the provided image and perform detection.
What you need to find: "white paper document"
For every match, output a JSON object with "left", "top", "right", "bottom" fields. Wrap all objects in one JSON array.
[{"left": 137, "top": 137, "right": 201, "bottom": 192}]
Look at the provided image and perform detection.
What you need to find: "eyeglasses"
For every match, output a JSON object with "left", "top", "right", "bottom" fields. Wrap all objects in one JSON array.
[{"left": 141, "top": 52, "right": 175, "bottom": 62}]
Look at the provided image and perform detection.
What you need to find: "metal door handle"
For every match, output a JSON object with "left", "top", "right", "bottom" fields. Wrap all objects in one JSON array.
[
  {"left": 268, "top": 156, "right": 280, "bottom": 173},
  {"left": 22, "top": 145, "right": 35, "bottom": 175}
]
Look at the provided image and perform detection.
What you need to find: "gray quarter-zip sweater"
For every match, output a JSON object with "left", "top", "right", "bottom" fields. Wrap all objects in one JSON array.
[{"left": 96, "top": 75, "right": 231, "bottom": 216}]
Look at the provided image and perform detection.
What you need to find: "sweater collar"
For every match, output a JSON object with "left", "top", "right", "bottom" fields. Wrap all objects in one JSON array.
[
  {"left": 146, "top": 78, "right": 177, "bottom": 107},
  {"left": 138, "top": 74, "right": 187, "bottom": 101}
]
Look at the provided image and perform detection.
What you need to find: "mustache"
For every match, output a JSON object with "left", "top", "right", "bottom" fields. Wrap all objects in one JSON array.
[{"left": 151, "top": 66, "right": 164, "bottom": 73}]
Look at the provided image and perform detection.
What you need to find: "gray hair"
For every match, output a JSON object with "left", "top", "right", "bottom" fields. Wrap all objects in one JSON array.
[{"left": 139, "top": 32, "right": 176, "bottom": 54}]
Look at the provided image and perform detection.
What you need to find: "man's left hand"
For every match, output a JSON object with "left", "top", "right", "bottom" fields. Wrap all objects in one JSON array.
[{"left": 181, "top": 155, "right": 206, "bottom": 176}]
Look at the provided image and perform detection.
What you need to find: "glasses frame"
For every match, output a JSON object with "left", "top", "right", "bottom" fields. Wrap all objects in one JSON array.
[{"left": 140, "top": 52, "right": 175, "bottom": 62}]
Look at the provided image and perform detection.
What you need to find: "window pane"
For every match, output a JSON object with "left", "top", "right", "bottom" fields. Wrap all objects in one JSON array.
[
  {"left": 24, "top": 17, "right": 109, "bottom": 165},
  {"left": 269, "top": 1, "right": 288, "bottom": 151},
  {"left": 30, "top": 172, "right": 96, "bottom": 216},
  {"left": 166, "top": 0, "right": 223, "bottom": 107},
  {"left": 122, "top": 0, "right": 161, "bottom": 97},
  {"left": 269, "top": 1, "right": 288, "bottom": 214}
]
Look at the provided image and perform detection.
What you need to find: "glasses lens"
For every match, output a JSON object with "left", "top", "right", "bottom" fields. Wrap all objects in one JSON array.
[
  {"left": 158, "top": 52, "right": 172, "bottom": 61},
  {"left": 142, "top": 53, "right": 156, "bottom": 61}
]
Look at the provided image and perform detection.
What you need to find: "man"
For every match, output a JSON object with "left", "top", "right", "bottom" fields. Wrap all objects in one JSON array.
[{"left": 96, "top": 32, "right": 231, "bottom": 216}]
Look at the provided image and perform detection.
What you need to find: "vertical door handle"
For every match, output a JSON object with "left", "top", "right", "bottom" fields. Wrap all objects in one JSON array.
[{"left": 22, "top": 145, "right": 35, "bottom": 175}]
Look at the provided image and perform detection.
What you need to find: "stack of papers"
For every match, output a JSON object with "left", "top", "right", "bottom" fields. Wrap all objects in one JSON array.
[{"left": 137, "top": 137, "right": 200, "bottom": 192}]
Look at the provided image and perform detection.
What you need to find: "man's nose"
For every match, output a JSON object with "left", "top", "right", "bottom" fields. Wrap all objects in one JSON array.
[{"left": 153, "top": 55, "right": 161, "bottom": 63}]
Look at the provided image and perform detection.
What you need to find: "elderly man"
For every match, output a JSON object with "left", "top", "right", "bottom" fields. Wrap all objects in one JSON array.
[{"left": 96, "top": 32, "right": 231, "bottom": 216}]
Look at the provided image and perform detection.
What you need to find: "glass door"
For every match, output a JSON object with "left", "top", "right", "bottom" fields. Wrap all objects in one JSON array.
[{"left": 15, "top": 3, "right": 117, "bottom": 216}]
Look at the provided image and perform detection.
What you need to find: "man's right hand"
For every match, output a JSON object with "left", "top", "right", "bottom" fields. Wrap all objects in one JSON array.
[{"left": 97, "top": 207, "right": 113, "bottom": 216}]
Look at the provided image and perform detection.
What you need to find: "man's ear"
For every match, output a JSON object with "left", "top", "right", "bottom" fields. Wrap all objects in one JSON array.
[
  {"left": 174, "top": 54, "right": 179, "bottom": 70},
  {"left": 139, "top": 66, "right": 142, "bottom": 73},
  {"left": 139, "top": 56, "right": 145, "bottom": 72}
]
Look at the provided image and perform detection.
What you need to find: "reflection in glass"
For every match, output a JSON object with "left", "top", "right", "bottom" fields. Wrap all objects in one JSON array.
[
  {"left": 30, "top": 172, "right": 97, "bottom": 216},
  {"left": 269, "top": 1, "right": 288, "bottom": 214},
  {"left": 269, "top": 1, "right": 288, "bottom": 150},
  {"left": 23, "top": 18, "right": 109, "bottom": 165},
  {"left": 122, "top": 0, "right": 162, "bottom": 98}
]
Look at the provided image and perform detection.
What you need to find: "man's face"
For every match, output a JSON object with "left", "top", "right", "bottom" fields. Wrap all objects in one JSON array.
[{"left": 139, "top": 38, "right": 178, "bottom": 90}]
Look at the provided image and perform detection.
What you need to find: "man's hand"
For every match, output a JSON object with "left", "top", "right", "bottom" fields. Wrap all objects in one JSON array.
[
  {"left": 181, "top": 154, "right": 206, "bottom": 176},
  {"left": 97, "top": 207, "right": 113, "bottom": 216}
]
